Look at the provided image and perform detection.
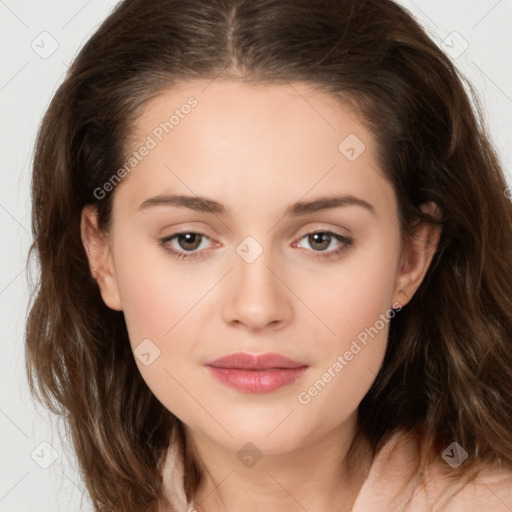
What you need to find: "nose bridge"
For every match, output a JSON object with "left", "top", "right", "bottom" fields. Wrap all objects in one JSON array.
[{"left": 222, "top": 235, "right": 293, "bottom": 330}]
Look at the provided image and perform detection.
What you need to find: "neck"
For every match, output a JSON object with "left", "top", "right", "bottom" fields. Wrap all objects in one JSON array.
[{"left": 186, "top": 417, "right": 373, "bottom": 512}]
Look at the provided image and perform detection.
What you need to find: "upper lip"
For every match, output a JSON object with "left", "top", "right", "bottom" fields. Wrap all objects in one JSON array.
[{"left": 205, "top": 352, "right": 308, "bottom": 370}]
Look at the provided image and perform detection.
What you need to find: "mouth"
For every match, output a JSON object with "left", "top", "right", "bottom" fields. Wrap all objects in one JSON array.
[{"left": 204, "top": 352, "right": 309, "bottom": 393}]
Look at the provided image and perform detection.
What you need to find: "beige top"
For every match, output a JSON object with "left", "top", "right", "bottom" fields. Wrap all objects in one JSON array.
[{"left": 160, "top": 429, "right": 512, "bottom": 511}]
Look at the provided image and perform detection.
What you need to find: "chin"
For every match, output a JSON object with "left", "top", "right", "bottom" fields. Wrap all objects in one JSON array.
[{"left": 186, "top": 410, "right": 310, "bottom": 456}]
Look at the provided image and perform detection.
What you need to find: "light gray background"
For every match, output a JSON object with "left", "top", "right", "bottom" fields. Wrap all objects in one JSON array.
[{"left": 1, "top": 1, "right": 511, "bottom": 510}]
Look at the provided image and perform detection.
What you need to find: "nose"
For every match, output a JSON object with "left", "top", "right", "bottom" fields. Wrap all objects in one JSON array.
[{"left": 222, "top": 248, "right": 294, "bottom": 332}]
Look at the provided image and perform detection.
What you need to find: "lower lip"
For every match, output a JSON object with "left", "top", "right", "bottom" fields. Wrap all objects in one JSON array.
[{"left": 205, "top": 366, "right": 308, "bottom": 393}]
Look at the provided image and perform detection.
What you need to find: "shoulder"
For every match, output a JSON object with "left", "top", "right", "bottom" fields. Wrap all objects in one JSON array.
[
  {"left": 426, "top": 464, "right": 512, "bottom": 512},
  {"left": 159, "top": 427, "right": 191, "bottom": 512},
  {"left": 353, "top": 429, "right": 512, "bottom": 512}
]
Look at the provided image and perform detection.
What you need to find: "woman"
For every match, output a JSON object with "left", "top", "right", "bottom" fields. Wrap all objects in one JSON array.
[{"left": 26, "top": 0, "right": 512, "bottom": 510}]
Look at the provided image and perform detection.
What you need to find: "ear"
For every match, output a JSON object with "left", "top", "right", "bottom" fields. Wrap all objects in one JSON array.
[
  {"left": 392, "top": 201, "right": 442, "bottom": 308},
  {"left": 80, "top": 205, "right": 123, "bottom": 311}
]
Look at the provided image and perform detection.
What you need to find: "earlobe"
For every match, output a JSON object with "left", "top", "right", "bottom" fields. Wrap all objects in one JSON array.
[
  {"left": 80, "top": 205, "right": 123, "bottom": 311},
  {"left": 393, "top": 202, "right": 442, "bottom": 308}
]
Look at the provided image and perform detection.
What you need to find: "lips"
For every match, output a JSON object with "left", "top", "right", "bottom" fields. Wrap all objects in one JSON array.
[
  {"left": 205, "top": 352, "right": 307, "bottom": 370},
  {"left": 204, "top": 352, "right": 308, "bottom": 393}
]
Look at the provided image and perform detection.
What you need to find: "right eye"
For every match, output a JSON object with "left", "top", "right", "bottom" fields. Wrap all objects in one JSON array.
[{"left": 159, "top": 232, "right": 215, "bottom": 260}]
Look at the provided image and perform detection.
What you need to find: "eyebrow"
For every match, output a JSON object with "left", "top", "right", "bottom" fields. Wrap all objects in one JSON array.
[{"left": 138, "top": 193, "right": 375, "bottom": 216}]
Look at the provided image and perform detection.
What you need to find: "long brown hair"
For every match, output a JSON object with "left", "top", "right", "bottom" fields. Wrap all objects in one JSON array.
[{"left": 26, "top": 0, "right": 512, "bottom": 510}]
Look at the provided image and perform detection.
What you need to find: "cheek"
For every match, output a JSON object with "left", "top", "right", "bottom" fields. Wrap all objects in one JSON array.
[
  {"left": 297, "top": 233, "right": 399, "bottom": 353},
  {"left": 112, "top": 237, "right": 207, "bottom": 347},
  {"left": 111, "top": 238, "right": 218, "bottom": 412},
  {"left": 295, "top": 300, "right": 392, "bottom": 435},
  {"left": 112, "top": 243, "right": 209, "bottom": 422},
  {"left": 293, "top": 238, "right": 399, "bottom": 421}
]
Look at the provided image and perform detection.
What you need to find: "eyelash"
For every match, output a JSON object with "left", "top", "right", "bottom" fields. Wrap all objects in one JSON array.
[{"left": 158, "top": 229, "right": 353, "bottom": 262}]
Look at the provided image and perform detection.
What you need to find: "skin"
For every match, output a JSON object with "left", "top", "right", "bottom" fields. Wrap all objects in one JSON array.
[{"left": 81, "top": 79, "right": 441, "bottom": 512}]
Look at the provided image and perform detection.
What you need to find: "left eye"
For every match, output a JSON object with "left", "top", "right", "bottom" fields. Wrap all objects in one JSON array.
[{"left": 294, "top": 231, "right": 351, "bottom": 254}]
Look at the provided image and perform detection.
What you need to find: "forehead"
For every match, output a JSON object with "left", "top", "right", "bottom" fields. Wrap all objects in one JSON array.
[
  {"left": 114, "top": 79, "right": 395, "bottom": 219},
  {"left": 131, "top": 78, "right": 367, "bottom": 154}
]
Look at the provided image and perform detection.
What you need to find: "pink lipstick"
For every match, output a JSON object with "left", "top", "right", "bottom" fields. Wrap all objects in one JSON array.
[{"left": 204, "top": 352, "right": 308, "bottom": 393}]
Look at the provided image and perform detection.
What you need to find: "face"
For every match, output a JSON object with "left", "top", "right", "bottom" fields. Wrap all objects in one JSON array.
[{"left": 82, "top": 79, "right": 439, "bottom": 456}]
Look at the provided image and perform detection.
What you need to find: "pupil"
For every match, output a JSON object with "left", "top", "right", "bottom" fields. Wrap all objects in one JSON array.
[
  {"left": 179, "top": 233, "right": 201, "bottom": 251},
  {"left": 309, "top": 232, "right": 330, "bottom": 251}
]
